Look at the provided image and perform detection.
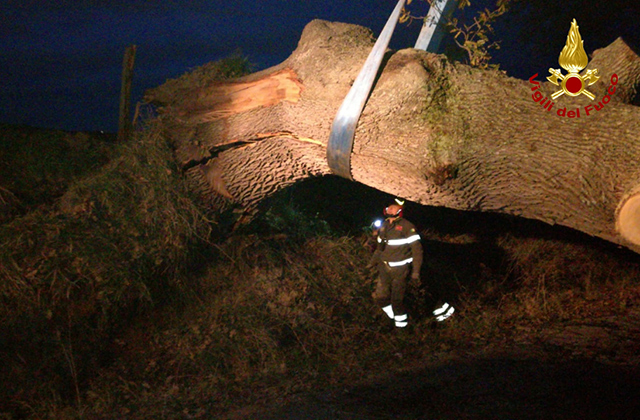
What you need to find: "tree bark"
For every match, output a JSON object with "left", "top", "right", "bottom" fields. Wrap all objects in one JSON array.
[{"left": 146, "top": 20, "right": 640, "bottom": 253}]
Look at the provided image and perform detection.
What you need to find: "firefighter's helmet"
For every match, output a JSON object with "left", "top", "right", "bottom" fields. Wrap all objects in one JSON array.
[{"left": 384, "top": 203, "right": 403, "bottom": 218}]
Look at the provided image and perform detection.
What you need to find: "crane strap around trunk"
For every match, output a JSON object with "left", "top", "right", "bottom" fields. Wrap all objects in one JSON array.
[
  {"left": 326, "top": 0, "right": 457, "bottom": 180},
  {"left": 326, "top": 0, "right": 406, "bottom": 180},
  {"left": 414, "top": 0, "right": 458, "bottom": 51}
]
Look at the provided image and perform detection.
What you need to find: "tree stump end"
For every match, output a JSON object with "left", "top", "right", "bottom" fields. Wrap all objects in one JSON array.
[{"left": 616, "top": 189, "right": 640, "bottom": 245}]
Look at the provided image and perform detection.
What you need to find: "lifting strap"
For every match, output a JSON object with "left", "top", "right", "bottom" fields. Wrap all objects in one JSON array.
[
  {"left": 414, "top": 0, "right": 458, "bottom": 51},
  {"left": 326, "top": 0, "right": 458, "bottom": 180},
  {"left": 326, "top": 0, "right": 406, "bottom": 180}
]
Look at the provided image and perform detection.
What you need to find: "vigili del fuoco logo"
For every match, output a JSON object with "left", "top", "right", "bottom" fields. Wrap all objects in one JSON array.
[{"left": 528, "top": 19, "right": 618, "bottom": 118}]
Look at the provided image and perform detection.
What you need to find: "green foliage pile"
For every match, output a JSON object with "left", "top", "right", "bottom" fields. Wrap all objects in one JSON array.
[{"left": 0, "top": 121, "right": 214, "bottom": 415}]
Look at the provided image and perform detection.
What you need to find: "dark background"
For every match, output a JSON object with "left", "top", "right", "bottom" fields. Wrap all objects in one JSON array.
[{"left": 1, "top": 0, "right": 638, "bottom": 133}]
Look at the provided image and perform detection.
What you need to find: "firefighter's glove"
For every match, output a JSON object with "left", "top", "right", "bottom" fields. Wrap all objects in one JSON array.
[
  {"left": 410, "top": 272, "right": 423, "bottom": 296},
  {"left": 409, "top": 272, "right": 421, "bottom": 288}
]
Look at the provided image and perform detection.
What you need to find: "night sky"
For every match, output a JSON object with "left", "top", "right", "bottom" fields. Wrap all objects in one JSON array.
[{"left": 1, "top": 0, "right": 638, "bottom": 133}]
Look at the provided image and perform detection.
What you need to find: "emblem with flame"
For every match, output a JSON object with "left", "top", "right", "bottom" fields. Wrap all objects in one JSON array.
[{"left": 547, "top": 19, "right": 600, "bottom": 100}]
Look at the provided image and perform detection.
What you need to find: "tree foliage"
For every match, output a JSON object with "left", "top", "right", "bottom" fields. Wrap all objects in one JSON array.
[{"left": 402, "top": 0, "right": 514, "bottom": 69}]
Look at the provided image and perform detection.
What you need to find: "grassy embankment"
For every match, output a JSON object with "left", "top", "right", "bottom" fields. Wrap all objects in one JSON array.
[{"left": 1, "top": 60, "right": 639, "bottom": 419}]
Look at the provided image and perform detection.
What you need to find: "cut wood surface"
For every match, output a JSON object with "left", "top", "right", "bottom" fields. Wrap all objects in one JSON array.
[
  {"left": 146, "top": 20, "right": 640, "bottom": 254},
  {"left": 178, "top": 69, "right": 304, "bottom": 123}
]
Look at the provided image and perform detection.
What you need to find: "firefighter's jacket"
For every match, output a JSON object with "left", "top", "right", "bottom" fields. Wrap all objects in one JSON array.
[{"left": 371, "top": 217, "right": 423, "bottom": 277}]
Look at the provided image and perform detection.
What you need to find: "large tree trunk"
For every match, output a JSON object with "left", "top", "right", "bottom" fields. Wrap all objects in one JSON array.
[{"left": 146, "top": 20, "right": 640, "bottom": 254}]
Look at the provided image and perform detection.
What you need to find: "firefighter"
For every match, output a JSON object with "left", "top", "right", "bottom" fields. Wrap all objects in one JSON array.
[{"left": 369, "top": 200, "right": 423, "bottom": 328}]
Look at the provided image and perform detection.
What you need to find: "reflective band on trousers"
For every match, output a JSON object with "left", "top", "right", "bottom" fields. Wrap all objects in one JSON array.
[
  {"left": 382, "top": 305, "right": 394, "bottom": 319},
  {"left": 377, "top": 234, "right": 421, "bottom": 246},
  {"left": 387, "top": 257, "right": 413, "bottom": 267},
  {"left": 433, "top": 302, "right": 455, "bottom": 322},
  {"left": 433, "top": 303, "right": 450, "bottom": 316},
  {"left": 394, "top": 313, "right": 408, "bottom": 328}
]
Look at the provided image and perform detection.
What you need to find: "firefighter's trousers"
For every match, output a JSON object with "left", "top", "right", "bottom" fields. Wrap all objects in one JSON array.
[{"left": 373, "top": 261, "right": 409, "bottom": 317}]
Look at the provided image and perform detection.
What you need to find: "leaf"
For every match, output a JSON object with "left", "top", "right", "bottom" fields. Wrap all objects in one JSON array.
[{"left": 399, "top": 9, "right": 410, "bottom": 24}]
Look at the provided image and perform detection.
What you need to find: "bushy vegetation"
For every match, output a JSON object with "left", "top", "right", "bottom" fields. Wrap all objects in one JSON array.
[
  {"left": 0, "top": 124, "right": 115, "bottom": 218},
  {"left": 495, "top": 233, "right": 640, "bottom": 319},
  {"left": 81, "top": 233, "right": 383, "bottom": 418},
  {"left": 0, "top": 121, "right": 214, "bottom": 417}
]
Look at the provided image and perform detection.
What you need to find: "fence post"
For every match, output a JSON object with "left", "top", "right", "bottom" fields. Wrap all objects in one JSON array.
[{"left": 118, "top": 45, "right": 136, "bottom": 142}]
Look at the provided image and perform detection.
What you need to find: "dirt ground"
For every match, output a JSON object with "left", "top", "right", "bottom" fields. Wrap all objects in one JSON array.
[{"left": 223, "top": 298, "right": 640, "bottom": 420}]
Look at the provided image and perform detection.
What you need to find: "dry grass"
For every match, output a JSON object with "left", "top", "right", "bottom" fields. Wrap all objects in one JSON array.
[
  {"left": 1, "top": 118, "right": 639, "bottom": 419},
  {"left": 77, "top": 233, "right": 412, "bottom": 419},
  {"left": 3, "top": 166, "right": 640, "bottom": 419},
  {"left": 495, "top": 234, "right": 640, "bottom": 319},
  {"left": 67, "top": 219, "right": 640, "bottom": 419},
  {"left": 0, "top": 124, "right": 115, "bottom": 212},
  {"left": 0, "top": 120, "right": 214, "bottom": 417}
]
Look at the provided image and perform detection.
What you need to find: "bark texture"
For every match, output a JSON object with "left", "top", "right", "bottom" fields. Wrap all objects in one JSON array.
[{"left": 146, "top": 20, "right": 640, "bottom": 253}]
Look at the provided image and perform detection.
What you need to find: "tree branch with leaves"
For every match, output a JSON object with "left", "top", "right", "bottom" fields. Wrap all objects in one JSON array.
[{"left": 401, "top": 0, "right": 514, "bottom": 69}]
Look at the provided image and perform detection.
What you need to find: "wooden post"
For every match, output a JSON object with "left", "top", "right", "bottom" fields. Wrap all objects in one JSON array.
[
  {"left": 132, "top": 101, "right": 142, "bottom": 130},
  {"left": 118, "top": 45, "right": 136, "bottom": 142}
]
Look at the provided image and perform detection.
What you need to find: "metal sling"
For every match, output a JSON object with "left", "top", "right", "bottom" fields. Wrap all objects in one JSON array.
[
  {"left": 326, "top": 0, "right": 457, "bottom": 180},
  {"left": 326, "top": 0, "right": 406, "bottom": 180},
  {"left": 414, "top": 0, "right": 458, "bottom": 52}
]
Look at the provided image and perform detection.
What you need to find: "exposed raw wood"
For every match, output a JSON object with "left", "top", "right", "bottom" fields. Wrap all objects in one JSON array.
[
  {"left": 177, "top": 69, "right": 304, "bottom": 123},
  {"left": 617, "top": 187, "right": 640, "bottom": 245},
  {"left": 147, "top": 20, "right": 640, "bottom": 254}
]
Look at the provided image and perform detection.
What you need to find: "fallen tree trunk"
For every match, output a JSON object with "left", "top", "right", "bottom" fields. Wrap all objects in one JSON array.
[{"left": 146, "top": 20, "right": 640, "bottom": 254}]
